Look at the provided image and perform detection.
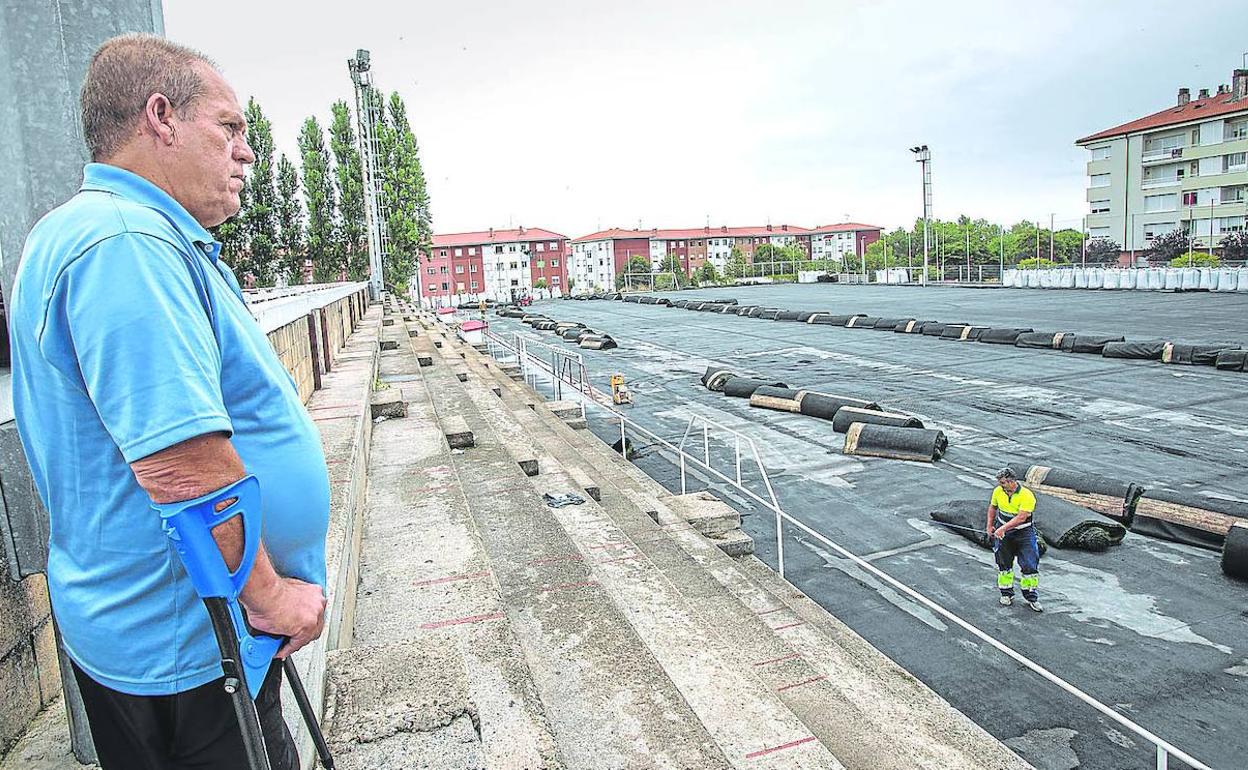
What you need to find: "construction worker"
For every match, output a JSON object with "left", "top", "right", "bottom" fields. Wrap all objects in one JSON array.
[{"left": 987, "top": 468, "right": 1042, "bottom": 612}]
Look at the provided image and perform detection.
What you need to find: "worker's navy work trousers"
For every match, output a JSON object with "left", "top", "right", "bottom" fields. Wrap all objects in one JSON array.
[{"left": 993, "top": 527, "right": 1040, "bottom": 602}]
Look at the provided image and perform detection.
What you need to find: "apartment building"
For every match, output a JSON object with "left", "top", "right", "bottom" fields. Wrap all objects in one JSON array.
[
  {"left": 424, "top": 227, "right": 568, "bottom": 306},
  {"left": 1077, "top": 67, "right": 1248, "bottom": 254},
  {"left": 809, "top": 223, "right": 882, "bottom": 262},
  {"left": 568, "top": 222, "right": 881, "bottom": 292}
]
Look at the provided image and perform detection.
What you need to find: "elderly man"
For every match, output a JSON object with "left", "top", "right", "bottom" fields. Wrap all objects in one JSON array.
[
  {"left": 9, "top": 34, "right": 327, "bottom": 769},
  {"left": 987, "top": 468, "right": 1042, "bottom": 612}
]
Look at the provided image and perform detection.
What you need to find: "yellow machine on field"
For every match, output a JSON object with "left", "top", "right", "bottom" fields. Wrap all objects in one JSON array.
[{"left": 610, "top": 374, "right": 633, "bottom": 406}]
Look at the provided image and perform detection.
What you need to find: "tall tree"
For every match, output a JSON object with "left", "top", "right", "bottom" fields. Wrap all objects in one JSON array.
[
  {"left": 298, "top": 116, "right": 339, "bottom": 282},
  {"left": 242, "top": 98, "right": 278, "bottom": 286},
  {"left": 329, "top": 100, "right": 368, "bottom": 281},
  {"left": 274, "top": 153, "right": 305, "bottom": 283},
  {"left": 379, "top": 92, "right": 432, "bottom": 292}
]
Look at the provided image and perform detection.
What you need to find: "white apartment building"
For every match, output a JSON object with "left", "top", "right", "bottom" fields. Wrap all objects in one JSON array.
[
  {"left": 809, "top": 224, "right": 878, "bottom": 262},
  {"left": 1078, "top": 68, "right": 1248, "bottom": 255}
]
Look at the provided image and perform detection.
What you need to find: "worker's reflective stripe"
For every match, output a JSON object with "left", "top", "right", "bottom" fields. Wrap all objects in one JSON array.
[
  {"left": 997, "top": 571, "right": 1015, "bottom": 588},
  {"left": 1019, "top": 575, "right": 1039, "bottom": 590}
]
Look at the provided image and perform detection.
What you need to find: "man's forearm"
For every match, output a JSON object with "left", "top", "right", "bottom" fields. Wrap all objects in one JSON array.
[
  {"left": 132, "top": 432, "right": 280, "bottom": 601},
  {"left": 999, "top": 512, "right": 1031, "bottom": 533}
]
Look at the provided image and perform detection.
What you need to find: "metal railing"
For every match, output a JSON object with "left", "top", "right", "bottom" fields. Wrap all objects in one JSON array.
[{"left": 487, "top": 326, "right": 1214, "bottom": 770}]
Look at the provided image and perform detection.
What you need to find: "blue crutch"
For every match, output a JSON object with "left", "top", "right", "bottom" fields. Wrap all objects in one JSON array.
[{"left": 157, "top": 476, "right": 334, "bottom": 769}]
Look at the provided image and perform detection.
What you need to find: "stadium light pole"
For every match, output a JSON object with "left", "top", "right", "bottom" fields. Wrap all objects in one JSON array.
[{"left": 910, "top": 145, "right": 931, "bottom": 285}]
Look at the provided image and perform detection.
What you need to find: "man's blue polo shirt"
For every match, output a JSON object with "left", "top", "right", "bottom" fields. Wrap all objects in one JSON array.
[{"left": 9, "top": 164, "right": 330, "bottom": 695}]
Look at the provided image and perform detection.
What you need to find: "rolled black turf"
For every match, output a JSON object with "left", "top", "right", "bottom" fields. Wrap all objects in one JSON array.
[
  {"left": 1015, "top": 331, "right": 1068, "bottom": 349},
  {"left": 930, "top": 500, "right": 1048, "bottom": 554},
  {"left": 797, "top": 393, "right": 880, "bottom": 420},
  {"left": 1162, "top": 343, "right": 1240, "bottom": 366},
  {"left": 721, "top": 376, "right": 790, "bottom": 398},
  {"left": 873, "top": 317, "right": 912, "bottom": 330},
  {"left": 978, "top": 328, "right": 1033, "bottom": 345},
  {"left": 758, "top": 309, "right": 782, "bottom": 320},
  {"left": 830, "top": 407, "right": 922, "bottom": 433},
  {"left": 1102, "top": 341, "right": 1167, "bottom": 360},
  {"left": 1216, "top": 350, "right": 1248, "bottom": 371},
  {"left": 1066, "top": 334, "right": 1124, "bottom": 354},
  {"left": 843, "top": 423, "right": 948, "bottom": 462},
  {"left": 1031, "top": 493, "right": 1127, "bottom": 551},
  {"left": 894, "top": 320, "right": 929, "bottom": 333},
  {"left": 921, "top": 323, "right": 952, "bottom": 337},
  {"left": 775, "top": 310, "right": 804, "bottom": 321},
  {"left": 700, "top": 366, "right": 736, "bottom": 392},
  {"left": 1224, "top": 522, "right": 1248, "bottom": 581},
  {"left": 579, "top": 333, "right": 617, "bottom": 350},
  {"left": 845, "top": 316, "right": 879, "bottom": 329},
  {"left": 1130, "top": 490, "right": 1248, "bottom": 551}
]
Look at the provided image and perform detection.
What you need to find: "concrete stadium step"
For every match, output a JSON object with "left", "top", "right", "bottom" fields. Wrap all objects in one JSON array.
[
  {"left": 409, "top": 328, "right": 741, "bottom": 769},
  {"left": 414, "top": 326, "right": 843, "bottom": 768},
  {"left": 325, "top": 333, "right": 563, "bottom": 769},
  {"left": 450, "top": 329, "right": 1029, "bottom": 769},
  {"left": 432, "top": 332, "right": 856, "bottom": 769}
]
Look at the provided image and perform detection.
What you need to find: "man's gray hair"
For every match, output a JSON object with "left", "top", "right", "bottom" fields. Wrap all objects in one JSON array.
[{"left": 80, "top": 33, "right": 219, "bottom": 161}]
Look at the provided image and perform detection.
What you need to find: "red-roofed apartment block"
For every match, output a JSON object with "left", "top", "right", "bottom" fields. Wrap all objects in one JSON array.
[
  {"left": 423, "top": 227, "right": 568, "bottom": 306},
  {"left": 1076, "top": 67, "right": 1248, "bottom": 257},
  {"left": 568, "top": 222, "right": 881, "bottom": 292}
]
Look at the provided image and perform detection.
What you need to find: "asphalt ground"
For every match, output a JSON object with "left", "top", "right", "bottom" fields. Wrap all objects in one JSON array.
[{"left": 489, "top": 284, "right": 1248, "bottom": 770}]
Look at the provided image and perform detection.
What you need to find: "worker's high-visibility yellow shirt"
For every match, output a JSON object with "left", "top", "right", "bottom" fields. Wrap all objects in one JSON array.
[{"left": 990, "top": 485, "right": 1036, "bottom": 529}]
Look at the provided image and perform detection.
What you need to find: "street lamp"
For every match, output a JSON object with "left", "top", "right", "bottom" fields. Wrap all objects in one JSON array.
[{"left": 910, "top": 145, "right": 932, "bottom": 286}]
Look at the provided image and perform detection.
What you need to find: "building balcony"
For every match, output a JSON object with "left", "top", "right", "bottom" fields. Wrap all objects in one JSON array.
[
  {"left": 1141, "top": 176, "right": 1182, "bottom": 190},
  {"left": 1142, "top": 146, "right": 1184, "bottom": 164}
]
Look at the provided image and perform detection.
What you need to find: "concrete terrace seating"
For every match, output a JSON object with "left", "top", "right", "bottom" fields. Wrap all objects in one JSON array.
[{"left": 320, "top": 299, "right": 1028, "bottom": 770}]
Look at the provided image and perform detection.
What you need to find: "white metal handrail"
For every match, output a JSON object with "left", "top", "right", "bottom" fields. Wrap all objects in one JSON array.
[{"left": 488, "top": 323, "right": 1212, "bottom": 770}]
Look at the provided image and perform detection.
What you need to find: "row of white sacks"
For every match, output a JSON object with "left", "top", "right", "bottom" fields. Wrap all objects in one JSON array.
[{"left": 1003, "top": 267, "right": 1248, "bottom": 292}]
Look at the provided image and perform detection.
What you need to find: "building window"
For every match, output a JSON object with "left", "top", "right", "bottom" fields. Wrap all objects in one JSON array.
[
  {"left": 1225, "top": 152, "right": 1247, "bottom": 172},
  {"left": 551, "top": 259, "right": 559, "bottom": 267},
  {"left": 552, "top": 276, "right": 560, "bottom": 285},
  {"left": 1089, "top": 173, "right": 1111, "bottom": 188},
  {"left": 471, "top": 281, "right": 479, "bottom": 289},
  {"left": 1182, "top": 191, "right": 1197, "bottom": 207},
  {"left": 1144, "top": 222, "right": 1177, "bottom": 240},
  {"left": 509, "top": 244, "right": 517, "bottom": 252},
  {"left": 468, "top": 247, "right": 476, "bottom": 255},
  {"left": 441, "top": 282, "right": 449, "bottom": 290},
  {"left": 426, "top": 267, "right": 436, "bottom": 275},
  {"left": 439, "top": 265, "right": 448, "bottom": 274},
  {"left": 454, "top": 248, "right": 463, "bottom": 257},
  {"left": 1089, "top": 226, "right": 1111, "bottom": 239},
  {"left": 439, "top": 249, "right": 447, "bottom": 257},
  {"left": 1228, "top": 120, "right": 1248, "bottom": 140},
  {"left": 1220, "top": 216, "right": 1245, "bottom": 232},
  {"left": 549, "top": 241, "right": 557, "bottom": 250},
  {"left": 455, "top": 264, "right": 464, "bottom": 273},
  {"left": 536, "top": 260, "right": 545, "bottom": 268},
  {"left": 470, "top": 264, "right": 478, "bottom": 272},
  {"left": 457, "top": 282, "right": 465, "bottom": 291},
  {"left": 536, "top": 242, "right": 545, "bottom": 252},
  {"left": 1090, "top": 145, "right": 1111, "bottom": 161},
  {"left": 1145, "top": 193, "right": 1177, "bottom": 212},
  {"left": 510, "top": 279, "right": 519, "bottom": 287}
]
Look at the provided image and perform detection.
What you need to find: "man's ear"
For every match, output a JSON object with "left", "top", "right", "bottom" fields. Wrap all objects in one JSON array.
[{"left": 144, "top": 93, "right": 176, "bottom": 146}]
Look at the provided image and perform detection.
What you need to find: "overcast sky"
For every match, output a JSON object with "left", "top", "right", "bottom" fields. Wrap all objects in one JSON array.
[{"left": 166, "top": 0, "right": 1248, "bottom": 236}]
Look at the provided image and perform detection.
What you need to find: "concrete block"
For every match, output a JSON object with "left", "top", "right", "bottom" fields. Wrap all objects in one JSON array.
[
  {"left": 0, "top": 641, "right": 39, "bottom": 752},
  {"left": 417, "top": 356, "right": 433, "bottom": 367},
  {"left": 707, "top": 529, "right": 754, "bottom": 557},
  {"left": 407, "top": 329, "right": 419, "bottom": 338},
  {"left": 472, "top": 344, "right": 489, "bottom": 354},
  {"left": 443, "top": 416, "right": 475, "bottom": 449},
  {"left": 454, "top": 370, "right": 469, "bottom": 382},
  {"left": 499, "top": 364, "right": 520, "bottom": 377},
  {"left": 379, "top": 339, "right": 399, "bottom": 351},
  {"left": 568, "top": 466, "right": 600, "bottom": 502},
  {"left": 545, "top": 401, "right": 582, "bottom": 420},
  {"left": 564, "top": 418, "right": 589, "bottom": 430},
  {"left": 517, "top": 458, "right": 540, "bottom": 477},
  {"left": 663, "top": 492, "right": 741, "bottom": 538},
  {"left": 491, "top": 386, "right": 502, "bottom": 397},
  {"left": 369, "top": 392, "right": 407, "bottom": 420},
  {"left": 434, "top": 340, "right": 443, "bottom": 349},
  {"left": 382, "top": 318, "right": 394, "bottom": 326}
]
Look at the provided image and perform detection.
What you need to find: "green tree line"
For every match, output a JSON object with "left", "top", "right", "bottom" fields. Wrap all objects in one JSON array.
[{"left": 213, "top": 91, "right": 432, "bottom": 292}]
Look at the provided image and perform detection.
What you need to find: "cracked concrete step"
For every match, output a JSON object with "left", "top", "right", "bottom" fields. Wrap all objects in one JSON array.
[
  {"left": 412, "top": 336, "right": 734, "bottom": 769},
  {"left": 337, "top": 332, "right": 564, "bottom": 770},
  {"left": 439, "top": 338, "right": 844, "bottom": 769}
]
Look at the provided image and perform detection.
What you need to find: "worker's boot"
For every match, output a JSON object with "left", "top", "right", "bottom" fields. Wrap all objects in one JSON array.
[
  {"left": 1026, "top": 599, "right": 1043, "bottom": 613},
  {"left": 998, "top": 594, "right": 1013, "bottom": 606}
]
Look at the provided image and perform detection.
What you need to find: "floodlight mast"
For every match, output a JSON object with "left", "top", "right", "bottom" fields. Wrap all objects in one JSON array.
[
  {"left": 349, "top": 49, "right": 390, "bottom": 300},
  {"left": 910, "top": 145, "right": 932, "bottom": 286}
]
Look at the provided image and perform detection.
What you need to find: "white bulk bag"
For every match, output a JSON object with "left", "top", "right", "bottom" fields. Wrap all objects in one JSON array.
[
  {"left": 1074, "top": 268, "right": 1088, "bottom": 289},
  {"left": 1087, "top": 268, "right": 1104, "bottom": 289},
  {"left": 1102, "top": 269, "right": 1121, "bottom": 290},
  {"left": 1119, "top": 269, "right": 1137, "bottom": 290},
  {"left": 1164, "top": 269, "right": 1181, "bottom": 290},
  {"left": 1215, "top": 268, "right": 1237, "bottom": 292},
  {"left": 1058, "top": 270, "right": 1075, "bottom": 288}
]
